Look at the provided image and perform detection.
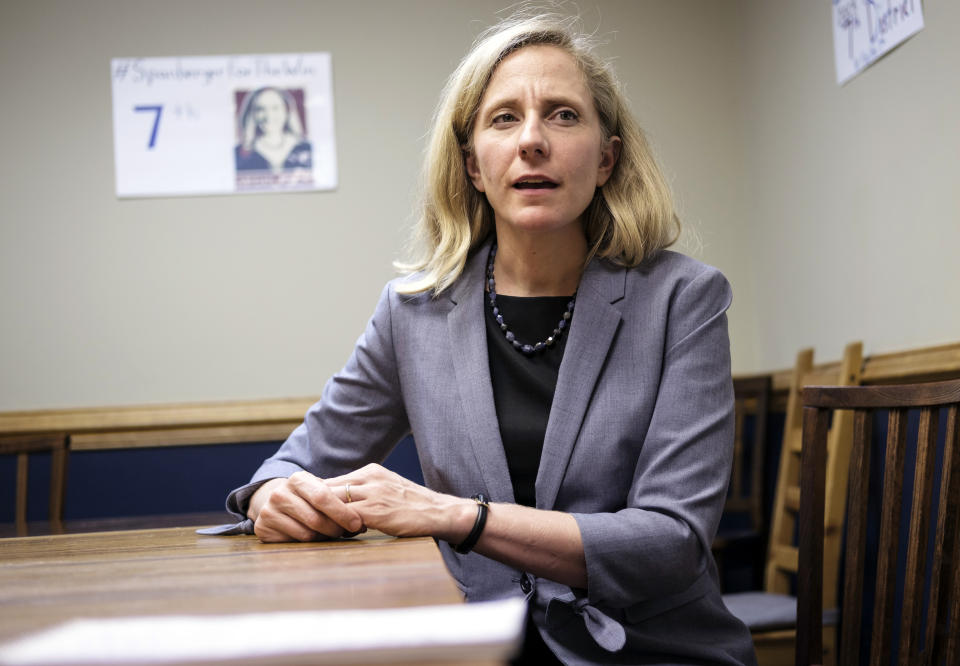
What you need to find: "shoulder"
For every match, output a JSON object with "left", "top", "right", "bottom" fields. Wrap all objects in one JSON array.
[
  {"left": 383, "top": 274, "right": 438, "bottom": 307},
  {"left": 632, "top": 249, "right": 726, "bottom": 283},
  {"left": 374, "top": 275, "right": 453, "bottom": 333},
  {"left": 627, "top": 250, "right": 730, "bottom": 302},
  {"left": 592, "top": 251, "right": 731, "bottom": 329}
]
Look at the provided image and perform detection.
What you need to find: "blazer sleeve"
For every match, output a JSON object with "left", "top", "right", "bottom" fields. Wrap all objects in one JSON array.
[
  {"left": 571, "top": 266, "right": 734, "bottom": 609},
  {"left": 226, "top": 283, "right": 411, "bottom": 517}
]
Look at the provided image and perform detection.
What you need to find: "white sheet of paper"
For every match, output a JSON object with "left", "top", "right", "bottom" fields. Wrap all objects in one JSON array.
[
  {"left": 111, "top": 53, "right": 337, "bottom": 197},
  {"left": 832, "top": 0, "right": 924, "bottom": 85},
  {"left": 0, "top": 598, "right": 525, "bottom": 665}
]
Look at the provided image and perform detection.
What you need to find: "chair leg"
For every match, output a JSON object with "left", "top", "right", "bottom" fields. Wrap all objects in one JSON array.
[
  {"left": 49, "top": 437, "right": 68, "bottom": 534},
  {"left": 16, "top": 452, "right": 29, "bottom": 537}
]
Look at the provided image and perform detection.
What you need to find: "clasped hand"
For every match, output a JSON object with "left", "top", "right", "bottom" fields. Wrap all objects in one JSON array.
[{"left": 250, "top": 464, "right": 468, "bottom": 543}]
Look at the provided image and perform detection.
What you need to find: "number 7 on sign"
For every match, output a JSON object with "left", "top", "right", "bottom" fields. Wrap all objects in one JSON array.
[{"left": 133, "top": 105, "right": 163, "bottom": 149}]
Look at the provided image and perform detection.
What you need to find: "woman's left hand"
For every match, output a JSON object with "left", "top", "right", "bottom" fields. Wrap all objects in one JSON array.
[{"left": 324, "top": 464, "right": 474, "bottom": 542}]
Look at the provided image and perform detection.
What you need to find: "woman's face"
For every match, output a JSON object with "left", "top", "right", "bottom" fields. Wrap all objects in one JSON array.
[
  {"left": 466, "top": 45, "right": 619, "bottom": 239},
  {"left": 252, "top": 89, "right": 288, "bottom": 135}
]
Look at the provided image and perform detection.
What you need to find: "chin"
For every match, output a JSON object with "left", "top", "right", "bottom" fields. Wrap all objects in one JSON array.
[{"left": 501, "top": 215, "right": 583, "bottom": 236}]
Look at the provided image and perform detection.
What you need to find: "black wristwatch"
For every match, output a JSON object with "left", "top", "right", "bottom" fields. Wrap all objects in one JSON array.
[{"left": 454, "top": 493, "right": 490, "bottom": 554}]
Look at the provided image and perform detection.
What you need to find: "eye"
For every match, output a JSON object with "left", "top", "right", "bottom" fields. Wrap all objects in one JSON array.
[
  {"left": 555, "top": 109, "right": 579, "bottom": 123},
  {"left": 492, "top": 112, "right": 519, "bottom": 126}
]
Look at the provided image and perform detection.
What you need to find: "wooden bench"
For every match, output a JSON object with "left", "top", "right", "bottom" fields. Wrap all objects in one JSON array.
[{"left": 0, "top": 397, "right": 318, "bottom": 534}]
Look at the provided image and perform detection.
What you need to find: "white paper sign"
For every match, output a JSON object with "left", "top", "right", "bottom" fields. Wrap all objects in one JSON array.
[
  {"left": 0, "top": 598, "right": 526, "bottom": 665},
  {"left": 111, "top": 53, "right": 337, "bottom": 197},
  {"left": 832, "top": 0, "right": 924, "bottom": 85}
]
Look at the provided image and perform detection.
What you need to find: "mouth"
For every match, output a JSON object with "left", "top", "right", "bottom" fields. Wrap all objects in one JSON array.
[{"left": 512, "top": 178, "right": 558, "bottom": 190}]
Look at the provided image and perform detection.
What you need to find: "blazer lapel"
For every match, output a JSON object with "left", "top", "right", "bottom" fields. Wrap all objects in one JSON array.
[
  {"left": 536, "top": 259, "right": 626, "bottom": 509},
  {"left": 447, "top": 240, "right": 517, "bottom": 504}
]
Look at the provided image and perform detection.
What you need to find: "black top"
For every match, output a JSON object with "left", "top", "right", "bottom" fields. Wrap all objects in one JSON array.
[{"left": 485, "top": 293, "right": 572, "bottom": 507}]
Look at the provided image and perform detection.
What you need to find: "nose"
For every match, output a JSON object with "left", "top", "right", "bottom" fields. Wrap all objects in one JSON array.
[{"left": 518, "top": 117, "right": 548, "bottom": 158}]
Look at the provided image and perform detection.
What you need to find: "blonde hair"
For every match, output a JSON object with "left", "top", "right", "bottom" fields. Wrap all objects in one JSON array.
[{"left": 396, "top": 9, "right": 680, "bottom": 296}]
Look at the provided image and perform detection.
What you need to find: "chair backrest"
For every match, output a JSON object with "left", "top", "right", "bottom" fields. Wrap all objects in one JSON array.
[
  {"left": 0, "top": 434, "right": 67, "bottom": 536},
  {"left": 797, "top": 378, "right": 960, "bottom": 666},
  {"left": 765, "top": 341, "right": 863, "bottom": 607},
  {"left": 725, "top": 376, "right": 772, "bottom": 533},
  {"left": 729, "top": 376, "right": 772, "bottom": 527}
]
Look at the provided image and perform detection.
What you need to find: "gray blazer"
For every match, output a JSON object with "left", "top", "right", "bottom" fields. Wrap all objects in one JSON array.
[{"left": 227, "top": 238, "right": 756, "bottom": 665}]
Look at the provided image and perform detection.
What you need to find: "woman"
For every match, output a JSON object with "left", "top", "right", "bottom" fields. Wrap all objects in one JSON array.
[
  {"left": 225, "top": 11, "right": 756, "bottom": 665},
  {"left": 234, "top": 86, "right": 312, "bottom": 173}
]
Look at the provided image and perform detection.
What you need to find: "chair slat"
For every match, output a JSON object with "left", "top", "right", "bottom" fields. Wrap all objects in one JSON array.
[
  {"left": 49, "top": 439, "right": 67, "bottom": 532},
  {"left": 932, "top": 404, "right": 960, "bottom": 666},
  {"left": 16, "top": 452, "right": 29, "bottom": 537},
  {"left": 840, "top": 408, "right": 872, "bottom": 666},
  {"left": 944, "top": 545, "right": 960, "bottom": 666},
  {"left": 899, "top": 407, "right": 939, "bottom": 662},
  {"left": 870, "top": 408, "right": 908, "bottom": 666},
  {"left": 797, "top": 406, "right": 830, "bottom": 666}
]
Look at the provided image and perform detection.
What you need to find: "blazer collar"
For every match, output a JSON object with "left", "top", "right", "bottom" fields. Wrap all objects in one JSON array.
[
  {"left": 447, "top": 238, "right": 516, "bottom": 503},
  {"left": 446, "top": 239, "right": 626, "bottom": 508},
  {"left": 537, "top": 257, "right": 624, "bottom": 509}
]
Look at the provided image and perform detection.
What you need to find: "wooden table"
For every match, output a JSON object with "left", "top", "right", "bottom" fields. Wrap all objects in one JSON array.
[{"left": 0, "top": 527, "right": 511, "bottom": 665}]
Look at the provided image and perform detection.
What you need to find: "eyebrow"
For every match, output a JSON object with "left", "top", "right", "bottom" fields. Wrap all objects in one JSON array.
[{"left": 480, "top": 94, "right": 586, "bottom": 114}]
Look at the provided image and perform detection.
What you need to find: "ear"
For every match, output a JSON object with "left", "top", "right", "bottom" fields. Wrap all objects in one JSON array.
[
  {"left": 596, "top": 135, "right": 621, "bottom": 188},
  {"left": 463, "top": 147, "right": 485, "bottom": 193}
]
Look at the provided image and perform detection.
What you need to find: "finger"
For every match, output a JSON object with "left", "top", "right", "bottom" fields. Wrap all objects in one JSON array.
[
  {"left": 270, "top": 487, "right": 352, "bottom": 538},
  {"left": 289, "top": 474, "right": 363, "bottom": 533},
  {"left": 326, "top": 482, "right": 359, "bottom": 507},
  {"left": 322, "top": 472, "right": 361, "bottom": 487},
  {"left": 260, "top": 476, "right": 353, "bottom": 539},
  {"left": 254, "top": 507, "right": 318, "bottom": 543},
  {"left": 324, "top": 463, "right": 387, "bottom": 487}
]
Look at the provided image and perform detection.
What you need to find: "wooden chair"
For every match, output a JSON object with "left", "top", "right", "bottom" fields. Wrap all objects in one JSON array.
[
  {"left": 713, "top": 375, "right": 771, "bottom": 591},
  {"left": 0, "top": 434, "right": 68, "bottom": 536},
  {"left": 723, "top": 342, "right": 863, "bottom": 665},
  {"left": 797, "top": 378, "right": 960, "bottom": 666}
]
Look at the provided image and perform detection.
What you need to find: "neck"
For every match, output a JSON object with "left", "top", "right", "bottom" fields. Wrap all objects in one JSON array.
[{"left": 492, "top": 226, "right": 587, "bottom": 297}]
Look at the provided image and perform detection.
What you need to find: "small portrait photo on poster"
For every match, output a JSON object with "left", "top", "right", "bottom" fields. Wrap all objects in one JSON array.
[{"left": 234, "top": 86, "right": 313, "bottom": 191}]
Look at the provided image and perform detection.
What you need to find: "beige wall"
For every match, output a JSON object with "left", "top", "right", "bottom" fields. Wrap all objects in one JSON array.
[
  {"left": 1, "top": 1, "right": 955, "bottom": 410},
  {"left": 0, "top": 1, "right": 751, "bottom": 409},
  {"left": 739, "top": 0, "right": 960, "bottom": 371}
]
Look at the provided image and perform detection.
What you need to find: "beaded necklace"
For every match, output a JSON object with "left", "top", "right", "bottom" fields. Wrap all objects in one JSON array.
[{"left": 486, "top": 242, "right": 576, "bottom": 356}]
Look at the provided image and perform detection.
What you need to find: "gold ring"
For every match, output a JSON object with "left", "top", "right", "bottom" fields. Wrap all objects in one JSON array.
[{"left": 344, "top": 483, "right": 352, "bottom": 503}]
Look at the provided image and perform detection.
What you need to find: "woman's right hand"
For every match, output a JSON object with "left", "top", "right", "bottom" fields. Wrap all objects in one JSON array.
[{"left": 247, "top": 472, "right": 364, "bottom": 542}]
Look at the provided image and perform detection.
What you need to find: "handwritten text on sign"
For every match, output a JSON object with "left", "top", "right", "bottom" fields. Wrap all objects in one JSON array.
[
  {"left": 111, "top": 53, "right": 337, "bottom": 198},
  {"left": 832, "top": 0, "right": 924, "bottom": 85}
]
